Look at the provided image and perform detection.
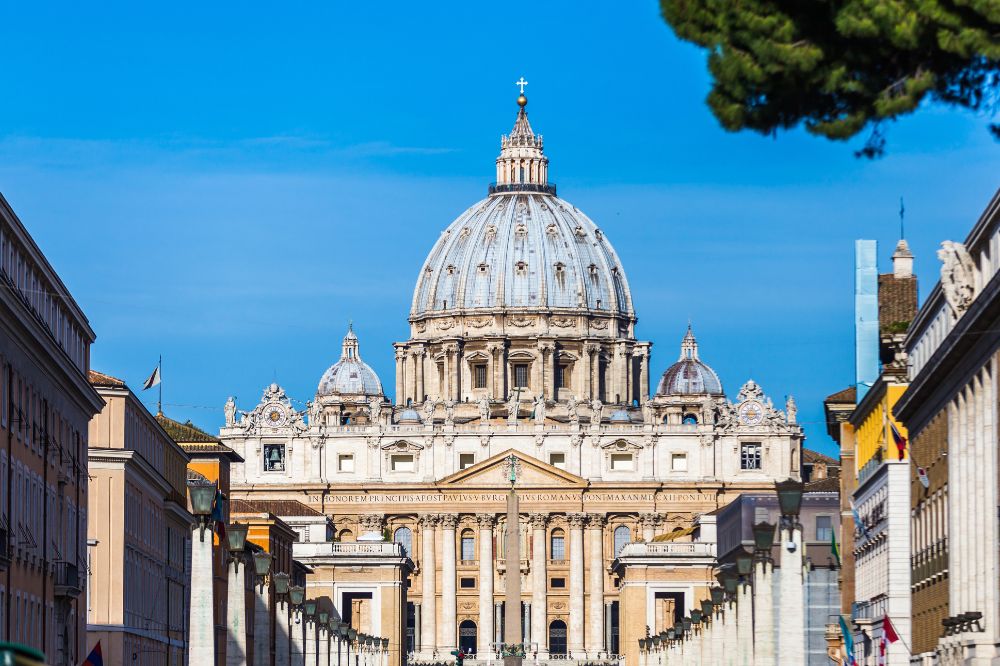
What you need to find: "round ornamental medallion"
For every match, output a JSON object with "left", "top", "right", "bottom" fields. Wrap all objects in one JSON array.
[{"left": 738, "top": 400, "right": 764, "bottom": 426}]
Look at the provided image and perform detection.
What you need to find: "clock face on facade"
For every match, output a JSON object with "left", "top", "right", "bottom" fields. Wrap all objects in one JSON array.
[
  {"left": 263, "top": 403, "right": 286, "bottom": 426},
  {"left": 738, "top": 400, "right": 764, "bottom": 426}
]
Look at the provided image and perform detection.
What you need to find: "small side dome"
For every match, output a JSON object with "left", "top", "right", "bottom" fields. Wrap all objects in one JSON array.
[
  {"left": 609, "top": 409, "right": 633, "bottom": 423},
  {"left": 656, "top": 327, "right": 723, "bottom": 396},
  {"left": 397, "top": 408, "right": 422, "bottom": 424},
  {"left": 318, "top": 325, "right": 384, "bottom": 397}
]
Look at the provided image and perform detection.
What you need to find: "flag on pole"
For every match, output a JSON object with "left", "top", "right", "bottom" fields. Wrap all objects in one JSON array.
[
  {"left": 838, "top": 615, "right": 857, "bottom": 666},
  {"left": 883, "top": 614, "right": 900, "bottom": 643},
  {"left": 890, "top": 421, "right": 908, "bottom": 460},
  {"left": 916, "top": 466, "right": 930, "bottom": 489},
  {"left": 211, "top": 489, "right": 226, "bottom": 539},
  {"left": 142, "top": 363, "right": 161, "bottom": 390},
  {"left": 82, "top": 641, "right": 104, "bottom": 666},
  {"left": 831, "top": 529, "right": 841, "bottom": 566},
  {"left": 851, "top": 500, "right": 869, "bottom": 539}
]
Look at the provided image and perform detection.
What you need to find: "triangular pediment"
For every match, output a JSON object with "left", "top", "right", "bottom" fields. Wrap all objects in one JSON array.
[{"left": 439, "top": 449, "right": 587, "bottom": 488}]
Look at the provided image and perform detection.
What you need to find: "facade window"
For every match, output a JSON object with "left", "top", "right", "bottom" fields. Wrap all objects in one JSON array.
[
  {"left": 556, "top": 364, "right": 569, "bottom": 389},
  {"left": 549, "top": 577, "right": 566, "bottom": 588},
  {"left": 474, "top": 365, "right": 487, "bottom": 389},
  {"left": 740, "top": 442, "right": 762, "bottom": 470},
  {"left": 459, "top": 453, "right": 475, "bottom": 470},
  {"left": 610, "top": 453, "right": 634, "bottom": 471},
  {"left": 816, "top": 515, "right": 833, "bottom": 542},
  {"left": 460, "top": 577, "right": 476, "bottom": 589},
  {"left": 514, "top": 364, "right": 529, "bottom": 388},
  {"left": 338, "top": 454, "right": 354, "bottom": 472},
  {"left": 461, "top": 530, "right": 476, "bottom": 560},
  {"left": 613, "top": 525, "right": 631, "bottom": 556},
  {"left": 263, "top": 444, "right": 285, "bottom": 472},
  {"left": 671, "top": 453, "right": 687, "bottom": 471},
  {"left": 550, "top": 529, "right": 565, "bottom": 560},
  {"left": 549, "top": 452, "right": 566, "bottom": 469},
  {"left": 682, "top": 413, "right": 698, "bottom": 425},
  {"left": 394, "top": 526, "right": 412, "bottom": 556},
  {"left": 391, "top": 454, "right": 415, "bottom": 472}
]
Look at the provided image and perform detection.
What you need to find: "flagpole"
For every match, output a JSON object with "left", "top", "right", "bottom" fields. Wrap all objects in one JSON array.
[{"left": 158, "top": 355, "right": 162, "bottom": 416}]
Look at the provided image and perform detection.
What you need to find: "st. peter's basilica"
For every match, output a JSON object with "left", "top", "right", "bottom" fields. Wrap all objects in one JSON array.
[{"left": 221, "top": 89, "right": 804, "bottom": 666}]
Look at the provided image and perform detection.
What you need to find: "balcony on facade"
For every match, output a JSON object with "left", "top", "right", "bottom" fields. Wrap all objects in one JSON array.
[{"left": 53, "top": 560, "right": 81, "bottom": 598}]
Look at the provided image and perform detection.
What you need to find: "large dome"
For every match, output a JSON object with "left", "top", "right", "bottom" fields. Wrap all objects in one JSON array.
[
  {"left": 411, "top": 192, "right": 633, "bottom": 318},
  {"left": 656, "top": 327, "right": 724, "bottom": 396},
  {"left": 317, "top": 326, "right": 383, "bottom": 397}
]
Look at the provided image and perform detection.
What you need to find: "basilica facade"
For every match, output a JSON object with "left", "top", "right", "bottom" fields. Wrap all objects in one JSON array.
[{"left": 221, "top": 91, "right": 804, "bottom": 666}]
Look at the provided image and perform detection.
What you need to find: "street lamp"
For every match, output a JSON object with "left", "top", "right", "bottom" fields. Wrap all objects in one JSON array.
[
  {"left": 289, "top": 585, "right": 305, "bottom": 623},
  {"left": 735, "top": 549, "right": 753, "bottom": 577},
  {"left": 188, "top": 480, "right": 217, "bottom": 541},
  {"left": 252, "top": 550, "right": 272, "bottom": 592},
  {"left": 710, "top": 587, "right": 724, "bottom": 606},
  {"left": 304, "top": 599, "right": 318, "bottom": 621},
  {"left": 226, "top": 522, "right": 249, "bottom": 570},
  {"left": 775, "top": 478, "right": 805, "bottom": 527},
  {"left": 700, "top": 598, "right": 714, "bottom": 620},
  {"left": 319, "top": 611, "right": 329, "bottom": 626},
  {"left": 273, "top": 571, "right": 290, "bottom": 596},
  {"left": 753, "top": 521, "right": 776, "bottom": 558}
]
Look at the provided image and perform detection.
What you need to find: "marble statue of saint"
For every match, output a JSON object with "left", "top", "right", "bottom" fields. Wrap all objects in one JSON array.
[
  {"left": 785, "top": 395, "right": 797, "bottom": 424},
  {"left": 224, "top": 397, "right": 236, "bottom": 426},
  {"left": 506, "top": 392, "right": 520, "bottom": 422},
  {"left": 478, "top": 394, "right": 491, "bottom": 422},
  {"left": 567, "top": 396, "right": 579, "bottom": 423},
  {"left": 534, "top": 394, "right": 546, "bottom": 425},
  {"left": 938, "top": 240, "right": 976, "bottom": 317},
  {"left": 590, "top": 399, "right": 603, "bottom": 425},
  {"left": 423, "top": 399, "right": 437, "bottom": 423},
  {"left": 444, "top": 400, "right": 455, "bottom": 426},
  {"left": 369, "top": 397, "right": 383, "bottom": 424},
  {"left": 308, "top": 400, "right": 321, "bottom": 425}
]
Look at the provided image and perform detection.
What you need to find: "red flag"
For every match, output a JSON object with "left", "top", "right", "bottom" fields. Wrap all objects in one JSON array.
[
  {"left": 890, "top": 422, "right": 907, "bottom": 460},
  {"left": 883, "top": 614, "right": 900, "bottom": 643},
  {"left": 82, "top": 640, "right": 104, "bottom": 666}
]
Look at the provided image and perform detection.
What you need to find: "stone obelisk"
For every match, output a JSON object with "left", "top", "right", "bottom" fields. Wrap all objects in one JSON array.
[{"left": 503, "top": 454, "right": 523, "bottom": 666}]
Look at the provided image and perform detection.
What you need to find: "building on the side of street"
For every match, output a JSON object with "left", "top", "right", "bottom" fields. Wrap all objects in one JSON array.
[
  {"left": 0, "top": 193, "right": 104, "bottom": 664},
  {"left": 825, "top": 385, "right": 857, "bottom": 620},
  {"left": 157, "top": 413, "right": 243, "bottom": 666},
  {"left": 230, "top": 499, "right": 299, "bottom": 666},
  {"left": 715, "top": 485, "right": 841, "bottom": 665},
  {"left": 894, "top": 187, "right": 1000, "bottom": 664},
  {"left": 85, "top": 370, "right": 193, "bottom": 665}
]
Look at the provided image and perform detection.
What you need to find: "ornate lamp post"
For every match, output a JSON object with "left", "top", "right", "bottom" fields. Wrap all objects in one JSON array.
[
  {"left": 775, "top": 479, "right": 806, "bottom": 665},
  {"left": 251, "top": 550, "right": 274, "bottom": 666},
  {"left": 752, "top": 520, "right": 777, "bottom": 666},
  {"left": 187, "top": 480, "right": 218, "bottom": 665},
  {"left": 289, "top": 585, "right": 306, "bottom": 666},
  {"left": 273, "top": 572, "right": 291, "bottom": 666},
  {"left": 225, "top": 523, "right": 250, "bottom": 666}
]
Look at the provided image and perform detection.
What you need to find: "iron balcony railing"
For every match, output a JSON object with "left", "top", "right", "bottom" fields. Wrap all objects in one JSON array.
[{"left": 53, "top": 560, "right": 81, "bottom": 598}]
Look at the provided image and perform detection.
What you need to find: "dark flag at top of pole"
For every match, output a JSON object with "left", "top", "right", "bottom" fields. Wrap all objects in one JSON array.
[{"left": 142, "top": 356, "right": 163, "bottom": 415}]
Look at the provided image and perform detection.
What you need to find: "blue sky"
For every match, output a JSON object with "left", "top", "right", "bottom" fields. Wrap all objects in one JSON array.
[{"left": 1, "top": 2, "right": 997, "bottom": 457}]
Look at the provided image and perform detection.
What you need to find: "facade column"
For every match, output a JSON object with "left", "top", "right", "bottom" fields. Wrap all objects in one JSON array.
[
  {"left": 753, "top": 558, "right": 775, "bottom": 666},
  {"left": 567, "top": 513, "right": 587, "bottom": 657},
  {"left": 276, "top": 599, "right": 291, "bottom": 666},
  {"left": 394, "top": 348, "right": 405, "bottom": 406},
  {"left": 637, "top": 349, "right": 649, "bottom": 403},
  {"left": 529, "top": 513, "right": 549, "bottom": 655},
  {"left": 736, "top": 583, "right": 752, "bottom": 666},
  {"left": 418, "top": 514, "right": 438, "bottom": 657},
  {"left": 226, "top": 557, "right": 248, "bottom": 666},
  {"left": 415, "top": 350, "right": 425, "bottom": 403},
  {"left": 777, "top": 523, "right": 805, "bottom": 664},
  {"left": 539, "top": 342, "right": 554, "bottom": 400},
  {"left": 477, "top": 514, "right": 496, "bottom": 655},
  {"left": 190, "top": 526, "right": 217, "bottom": 665},
  {"left": 319, "top": 624, "right": 330, "bottom": 666},
  {"left": 586, "top": 515, "right": 606, "bottom": 657},
  {"left": 254, "top": 580, "right": 272, "bottom": 665},
  {"left": 440, "top": 513, "right": 459, "bottom": 652}
]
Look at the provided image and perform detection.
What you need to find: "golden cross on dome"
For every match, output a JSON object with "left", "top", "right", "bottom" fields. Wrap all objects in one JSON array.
[{"left": 515, "top": 77, "right": 528, "bottom": 94}]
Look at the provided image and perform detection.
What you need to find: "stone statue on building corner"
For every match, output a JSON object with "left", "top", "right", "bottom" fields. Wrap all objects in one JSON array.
[
  {"left": 224, "top": 396, "right": 236, "bottom": 426},
  {"left": 308, "top": 399, "right": 321, "bottom": 426},
  {"left": 423, "top": 398, "right": 437, "bottom": 424},
  {"left": 785, "top": 395, "right": 797, "bottom": 424},
  {"left": 478, "top": 393, "right": 491, "bottom": 422},
  {"left": 444, "top": 400, "right": 455, "bottom": 426},
  {"left": 590, "top": 398, "right": 603, "bottom": 427},
  {"left": 566, "top": 395, "right": 579, "bottom": 424},
  {"left": 369, "top": 396, "right": 383, "bottom": 424},
  {"left": 938, "top": 240, "right": 976, "bottom": 318},
  {"left": 533, "top": 394, "right": 546, "bottom": 425},
  {"left": 507, "top": 392, "right": 520, "bottom": 423}
]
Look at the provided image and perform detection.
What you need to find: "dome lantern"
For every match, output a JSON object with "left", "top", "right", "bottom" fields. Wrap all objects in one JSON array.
[{"left": 493, "top": 79, "right": 551, "bottom": 195}]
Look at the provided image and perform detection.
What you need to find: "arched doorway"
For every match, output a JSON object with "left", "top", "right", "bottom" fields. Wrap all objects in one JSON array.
[
  {"left": 548, "top": 620, "right": 567, "bottom": 655},
  {"left": 459, "top": 620, "right": 477, "bottom": 654}
]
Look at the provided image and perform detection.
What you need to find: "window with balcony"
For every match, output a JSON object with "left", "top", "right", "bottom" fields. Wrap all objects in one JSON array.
[
  {"left": 740, "top": 442, "right": 762, "bottom": 470},
  {"left": 550, "top": 529, "right": 565, "bottom": 560}
]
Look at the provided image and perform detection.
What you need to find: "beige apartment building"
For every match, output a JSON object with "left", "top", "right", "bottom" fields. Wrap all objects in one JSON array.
[
  {"left": 0, "top": 192, "right": 104, "bottom": 664},
  {"left": 86, "top": 370, "right": 193, "bottom": 666}
]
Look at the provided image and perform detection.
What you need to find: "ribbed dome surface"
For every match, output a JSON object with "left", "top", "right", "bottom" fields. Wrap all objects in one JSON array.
[
  {"left": 656, "top": 327, "right": 724, "bottom": 396},
  {"left": 411, "top": 193, "right": 633, "bottom": 317},
  {"left": 318, "top": 327, "right": 384, "bottom": 397}
]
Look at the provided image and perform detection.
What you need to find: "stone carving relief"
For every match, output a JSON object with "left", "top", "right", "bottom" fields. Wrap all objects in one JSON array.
[
  {"left": 551, "top": 316, "right": 575, "bottom": 328},
  {"left": 467, "top": 316, "right": 494, "bottom": 329},
  {"left": 508, "top": 315, "right": 536, "bottom": 328},
  {"left": 938, "top": 240, "right": 976, "bottom": 318}
]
